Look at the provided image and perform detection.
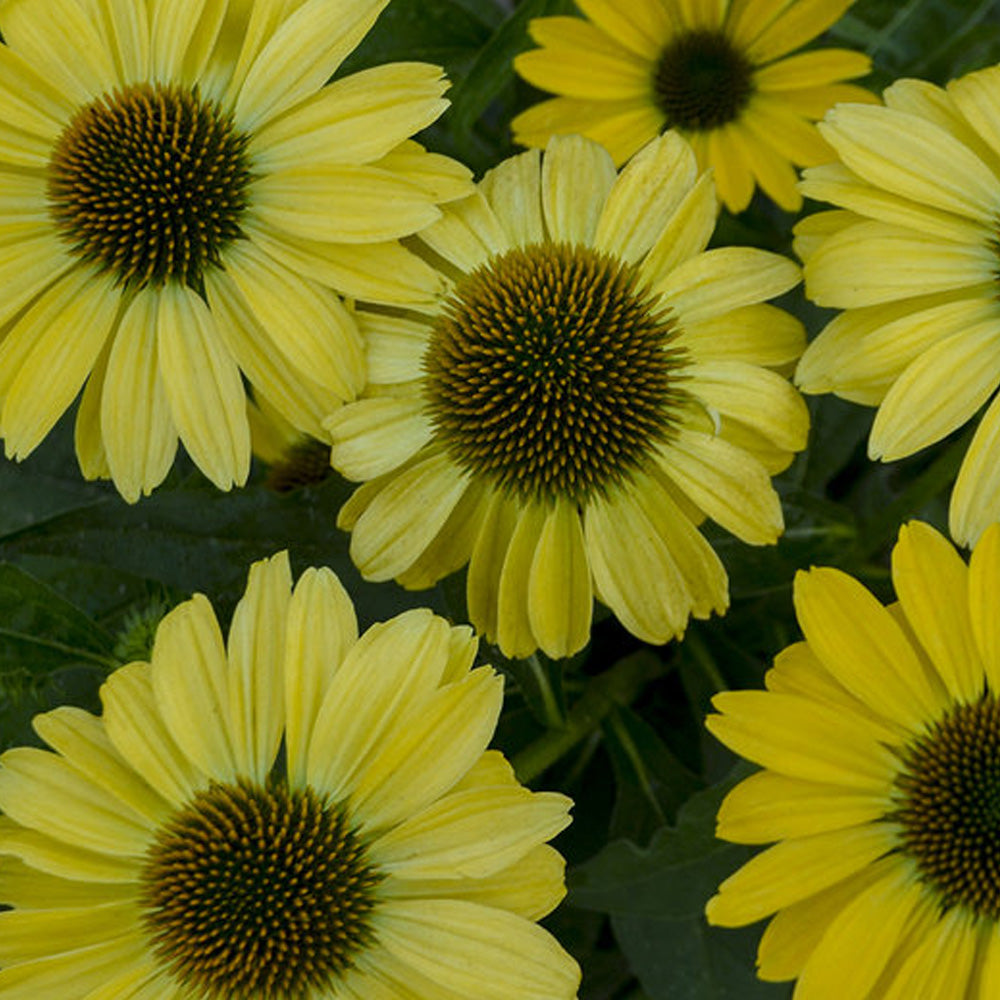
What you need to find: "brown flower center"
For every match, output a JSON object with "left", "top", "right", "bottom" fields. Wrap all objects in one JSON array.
[
  {"left": 48, "top": 82, "right": 252, "bottom": 289},
  {"left": 424, "top": 242, "right": 688, "bottom": 503},
  {"left": 141, "top": 780, "right": 381, "bottom": 999}
]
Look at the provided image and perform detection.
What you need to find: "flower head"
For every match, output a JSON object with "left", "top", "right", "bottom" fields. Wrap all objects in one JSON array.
[
  {"left": 327, "top": 133, "right": 809, "bottom": 659},
  {"left": 795, "top": 66, "right": 1000, "bottom": 547},
  {"left": 0, "top": 552, "right": 579, "bottom": 999},
  {"left": 0, "top": 0, "right": 471, "bottom": 500},
  {"left": 707, "top": 521, "right": 1000, "bottom": 998},
  {"left": 511, "top": 0, "right": 874, "bottom": 213}
]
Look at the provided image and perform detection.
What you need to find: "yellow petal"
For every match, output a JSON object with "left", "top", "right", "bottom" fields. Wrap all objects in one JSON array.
[
  {"left": 706, "top": 822, "right": 897, "bottom": 926},
  {"left": 969, "top": 523, "right": 1000, "bottom": 690},
  {"left": 480, "top": 149, "right": 544, "bottom": 248},
  {"left": 951, "top": 392, "right": 1000, "bottom": 547},
  {"left": 467, "top": 489, "right": 520, "bottom": 644},
  {"left": 891, "top": 521, "right": 985, "bottom": 702},
  {"left": 527, "top": 499, "right": 593, "bottom": 659},
  {"left": 497, "top": 502, "right": 548, "bottom": 659},
  {"left": 327, "top": 397, "right": 433, "bottom": 481},
  {"left": 0, "top": 818, "right": 139, "bottom": 884},
  {"left": 541, "top": 134, "right": 618, "bottom": 244},
  {"left": 284, "top": 566, "right": 358, "bottom": 789},
  {"left": 226, "top": 552, "right": 291, "bottom": 783}
]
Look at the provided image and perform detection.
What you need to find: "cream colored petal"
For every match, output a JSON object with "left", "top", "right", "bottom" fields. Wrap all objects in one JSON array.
[
  {"left": 306, "top": 610, "right": 453, "bottom": 802},
  {"left": 395, "top": 480, "right": 491, "bottom": 592},
  {"left": 466, "top": 489, "right": 519, "bottom": 644},
  {"left": 793, "top": 567, "right": 948, "bottom": 733},
  {"left": 819, "top": 105, "right": 1000, "bottom": 223},
  {"left": 251, "top": 163, "right": 443, "bottom": 244},
  {"left": 243, "top": 222, "right": 445, "bottom": 308},
  {"left": 496, "top": 502, "right": 547, "bottom": 659},
  {"left": 327, "top": 397, "right": 434, "bottom": 480},
  {"left": 0, "top": 901, "right": 141, "bottom": 963},
  {"left": 541, "top": 134, "right": 618, "bottom": 244},
  {"left": 799, "top": 162, "right": 992, "bottom": 245},
  {"left": 638, "top": 171, "right": 717, "bottom": 285},
  {"left": 226, "top": 552, "right": 292, "bottom": 784},
  {"left": 350, "top": 452, "right": 470, "bottom": 581},
  {"left": 374, "top": 898, "right": 580, "bottom": 1000},
  {"left": 797, "top": 289, "right": 999, "bottom": 397},
  {"left": 584, "top": 480, "right": 720, "bottom": 644},
  {"left": 235, "top": 0, "right": 391, "bottom": 129},
  {"left": 347, "top": 666, "right": 504, "bottom": 832},
  {"left": 90, "top": 0, "right": 149, "bottom": 82},
  {"left": 869, "top": 323, "right": 1000, "bottom": 460},
  {"left": 706, "top": 690, "right": 900, "bottom": 790},
  {"left": 716, "top": 769, "right": 887, "bottom": 844},
  {"left": 252, "top": 62, "right": 449, "bottom": 170},
  {"left": 284, "top": 566, "right": 358, "bottom": 789},
  {"left": 0, "top": 817, "right": 139, "bottom": 883},
  {"left": 687, "top": 360, "right": 808, "bottom": 451},
  {"left": 382, "top": 843, "right": 566, "bottom": 921},
  {"left": 594, "top": 131, "right": 698, "bottom": 264},
  {"left": 418, "top": 189, "right": 508, "bottom": 273},
  {"left": 951, "top": 393, "right": 1000, "bottom": 548},
  {"left": 2, "top": 0, "right": 115, "bottom": 103},
  {"left": 440, "top": 626, "right": 479, "bottom": 686},
  {"left": 370, "top": 140, "right": 474, "bottom": 204},
  {"left": 884, "top": 77, "right": 1000, "bottom": 169},
  {"left": 706, "top": 822, "right": 898, "bottom": 926},
  {"left": 479, "top": 149, "right": 544, "bottom": 248},
  {"left": 792, "top": 864, "right": 926, "bottom": 999},
  {"left": 156, "top": 284, "right": 250, "bottom": 490},
  {"left": 969, "top": 523, "right": 1000, "bottom": 691},
  {"left": 151, "top": 594, "right": 239, "bottom": 782},
  {"left": 891, "top": 521, "right": 985, "bottom": 703},
  {"left": 0, "top": 47, "right": 75, "bottom": 138},
  {"left": 656, "top": 429, "right": 783, "bottom": 543},
  {"left": 0, "top": 857, "right": 132, "bottom": 909},
  {"left": 1, "top": 267, "right": 118, "bottom": 460},
  {"left": 31, "top": 707, "right": 168, "bottom": 828},
  {"left": 371, "top": 785, "right": 571, "bottom": 879},
  {"left": 0, "top": 236, "right": 81, "bottom": 361},
  {"left": 515, "top": 17, "right": 653, "bottom": 101},
  {"left": 0, "top": 748, "right": 152, "bottom": 855},
  {"left": 203, "top": 266, "right": 340, "bottom": 440},
  {"left": 792, "top": 207, "right": 858, "bottom": 264},
  {"left": 101, "top": 661, "right": 206, "bottom": 806},
  {"left": 0, "top": 931, "right": 150, "bottom": 999},
  {"left": 656, "top": 247, "right": 801, "bottom": 325},
  {"left": 947, "top": 66, "right": 1000, "bottom": 162},
  {"left": 680, "top": 303, "right": 805, "bottom": 369},
  {"left": 150, "top": 0, "right": 225, "bottom": 83},
  {"left": 526, "top": 498, "right": 592, "bottom": 659},
  {"left": 100, "top": 293, "right": 177, "bottom": 503},
  {"left": 804, "top": 221, "right": 995, "bottom": 308},
  {"left": 362, "top": 313, "right": 431, "bottom": 386}
]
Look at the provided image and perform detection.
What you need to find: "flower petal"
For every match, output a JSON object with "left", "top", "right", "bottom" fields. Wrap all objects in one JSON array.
[{"left": 541, "top": 134, "right": 617, "bottom": 244}]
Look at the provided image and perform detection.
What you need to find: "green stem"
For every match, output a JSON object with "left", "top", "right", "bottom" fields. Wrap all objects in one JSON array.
[
  {"left": 525, "top": 653, "right": 564, "bottom": 729},
  {"left": 685, "top": 630, "right": 727, "bottom": 694},
  {"left": 512, "top": 651, "right": 664, "bottom": 784}
]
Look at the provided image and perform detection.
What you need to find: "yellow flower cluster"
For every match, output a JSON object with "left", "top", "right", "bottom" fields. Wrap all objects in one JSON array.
[{"left": 0, "top": 0, "right": 999, "bottom": 998}]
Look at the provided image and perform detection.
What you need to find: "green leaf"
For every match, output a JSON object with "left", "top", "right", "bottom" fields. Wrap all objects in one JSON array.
[
  {"left": 447, "top": 0, "right": 577, "bottom": 134},
  {"left": 604, "top": 705, "right": 704, "bottom": 839},
  {"left": 569, "top": 771, "right": 791, "bottom": 999},
  {"left": 0, "top": 564, "right": 116, "bottom": 675},
  {"left": 336, "top": 0, "right": 493, "bottom": 80}
]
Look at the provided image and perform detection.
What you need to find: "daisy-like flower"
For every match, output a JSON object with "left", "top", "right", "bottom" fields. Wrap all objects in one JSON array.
[
  {"left": 511, "top": 0, "right": 874, "bottom": 213},
  {"left": 795, "top": 66, "right": 1000, "bottom": 548},
  {"left": 0, "top": 0, "right": 471, "bottom": 501},
  {"left": 247, "top": 394, "right": 333, "bottom": 492},
  {"left": 706, "top": 521, "right": 1000, "bottom": 998},
  {"left": 0, "top": 552, "right": 580, "bottom": 1000},
  {"left": 326, "top": 133, "right": 809, "bottom": 660}
]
